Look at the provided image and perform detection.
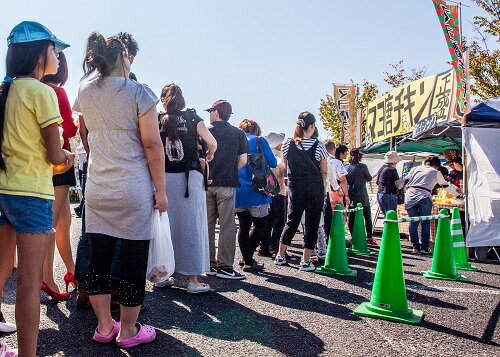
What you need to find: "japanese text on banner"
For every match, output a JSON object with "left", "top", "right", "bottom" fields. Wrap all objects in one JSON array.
[
  {"left": 333, "top": 84, "right": 357, "bottom": 148},
  {"left": 364, "top": 68, "right": 456, "bottom": 145},
  {"left": 432, "top": 0, "right": 467, "bottom": 117}
]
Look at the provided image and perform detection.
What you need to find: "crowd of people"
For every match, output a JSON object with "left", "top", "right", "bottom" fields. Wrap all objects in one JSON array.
[{"left": 0, "top": 22, "right": 463, "bottom": 356}]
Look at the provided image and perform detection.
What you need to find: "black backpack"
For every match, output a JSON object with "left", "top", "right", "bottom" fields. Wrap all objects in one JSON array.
[{"left": 248, "top": 137, "right": 280, "bottom": 196}]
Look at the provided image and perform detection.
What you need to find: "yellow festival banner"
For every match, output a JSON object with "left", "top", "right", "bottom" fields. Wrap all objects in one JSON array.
[{"left": 364, "top": 68, "right": 456, "bottom": 145}]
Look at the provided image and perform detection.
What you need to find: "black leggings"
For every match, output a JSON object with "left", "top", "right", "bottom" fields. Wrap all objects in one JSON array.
[
  {"left": 237, "top": 211, "right": 267, "bottom": 264},
  {"left": 280, "top": 182, "right": 324, "bottom": 250},
  {"left": 87, "top": 234, "right": 149, "bottom": 307},
  {"left": 348, "top": 203, "right": 373, "bottom": 238},
  {"left": 261, "top": 194, "right": 286, "bottom": 253}
]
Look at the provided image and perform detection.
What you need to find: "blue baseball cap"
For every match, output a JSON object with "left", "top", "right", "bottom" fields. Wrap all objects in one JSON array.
[{"left": 7, "top": 21, "right": 69, "bottom": 52}]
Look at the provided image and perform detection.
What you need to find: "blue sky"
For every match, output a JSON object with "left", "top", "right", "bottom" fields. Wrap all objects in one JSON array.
[{"left": 1, "top": 0, "right": 495, "bottom": 138}]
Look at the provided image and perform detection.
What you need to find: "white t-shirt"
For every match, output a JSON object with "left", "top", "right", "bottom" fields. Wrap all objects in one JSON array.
[{"left": 76, "top": 145, "right": 87, "bottom": 171}]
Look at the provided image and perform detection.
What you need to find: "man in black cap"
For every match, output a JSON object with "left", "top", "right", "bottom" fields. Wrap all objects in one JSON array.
[{"left": 205, "top": 100, "right": 249, "bottom": 279}]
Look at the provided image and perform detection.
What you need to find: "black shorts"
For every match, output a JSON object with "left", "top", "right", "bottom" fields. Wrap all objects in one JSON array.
[{"left": 53, "top": 165, "right": 77, "bottom": 187}]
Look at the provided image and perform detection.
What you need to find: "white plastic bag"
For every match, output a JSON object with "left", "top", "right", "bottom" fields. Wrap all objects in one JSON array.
[{"left": 146, "top": 210, "right": 175, "bottom": 283}]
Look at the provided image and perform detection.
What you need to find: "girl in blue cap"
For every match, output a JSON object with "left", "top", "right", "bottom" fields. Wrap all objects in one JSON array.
[{"left": 0, "top": 21, "right": 73, "bottom": 357}]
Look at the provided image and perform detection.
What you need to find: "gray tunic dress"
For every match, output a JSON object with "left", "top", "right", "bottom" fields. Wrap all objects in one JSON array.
[{"left": 73, "top": 77, "right": 158, "bottom": 240}]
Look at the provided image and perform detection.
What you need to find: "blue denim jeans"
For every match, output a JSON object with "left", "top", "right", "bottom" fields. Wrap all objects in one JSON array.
[
  {"left": 74, "top": 206, "right": 122, "bottom": 283},
  {"left": 407, "top": 198, "right": 432, "bottom": 250},
  {"left": 377, "top": 193, "right": 398, "bottom": 215},
  {"left": 74, "top": 165, "right": 120, "bottom": 283},
  {"left": 0, "top": 194, "right": 54, "bottom": 234}
]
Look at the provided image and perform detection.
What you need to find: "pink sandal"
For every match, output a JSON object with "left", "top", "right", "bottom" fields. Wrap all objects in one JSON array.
[
  {"left": 92, "top": 320, "right": 120, "bottom": 343},
  {"left": 116, "top": 323, "right": 156, "bottom": 348},
  {"left": 0, "top": 341, "right": 18, "bottom": 357}
]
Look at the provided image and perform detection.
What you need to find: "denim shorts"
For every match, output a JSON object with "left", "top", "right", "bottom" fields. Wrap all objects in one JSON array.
[{"left": 0, "top": 194, "right": 54, "bottom": 234}]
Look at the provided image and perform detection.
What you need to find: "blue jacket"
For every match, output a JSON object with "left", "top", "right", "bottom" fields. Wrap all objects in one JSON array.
[{"left": 236, "top": 134, "right": 278, "bottom": 208}]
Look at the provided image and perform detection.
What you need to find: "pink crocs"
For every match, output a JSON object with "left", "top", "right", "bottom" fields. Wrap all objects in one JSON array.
[
  {"left": 0, "top": 341, "right": 17, "bottom": 356},
  {"left": 116, "top": 323, "right": 156, "bottom": 348},
  {"left": 92, "top": 320, "right": 120, "bottom": 343}
]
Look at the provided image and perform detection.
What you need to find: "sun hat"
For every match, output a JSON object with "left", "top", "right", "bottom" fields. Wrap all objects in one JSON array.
[
  {"left": 7, "top": 21, "right": 69, "bottom": 52},
  {"left": 384, "top": 151, "right": 401, "bottom": 164},
  {"left": 264, "top": 132, "right": 286, "bottom": 149}
]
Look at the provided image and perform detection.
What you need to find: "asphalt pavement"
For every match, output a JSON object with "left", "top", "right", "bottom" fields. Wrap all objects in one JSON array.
[{"left": 1, "top": 208, "right": 499, "bottom": 356}]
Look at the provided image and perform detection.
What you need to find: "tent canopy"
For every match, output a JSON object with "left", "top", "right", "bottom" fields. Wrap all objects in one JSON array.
[
  {"left": 465, "top": 97, "right": 500, "bottom": 123},
  {"left": 362, "top": 122, "right": 461, "bottom": 154}
]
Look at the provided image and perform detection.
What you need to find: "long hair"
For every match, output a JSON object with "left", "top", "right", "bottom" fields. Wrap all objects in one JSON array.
[
  {"left": 349, "top": 149, "right": 363, "bottom": 164},
  {"left": 41, "top": 51, "right": 68, "bottom": 86},
  {"left": 82, "top": 32, "right": 127, "bottom": 80},
  {"left": 0, "top": 40, "right": 52, "bottom": 170},
  {"left": 239, "top": 119, "right": 261, "bottom": 136},
  {"left": 160, "top": 84, "right": 186, "bottom": 142},
  {"left": 293, "top": 111, "right": 315, "bottom": 144}
]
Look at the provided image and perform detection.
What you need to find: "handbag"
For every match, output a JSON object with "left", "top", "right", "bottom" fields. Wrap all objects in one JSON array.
[
  {"left": 248, "top": 137, "right": 280, "bottom": 196},
  {"left": 146, "top": 210, "right": 175, "bottom": 283}
]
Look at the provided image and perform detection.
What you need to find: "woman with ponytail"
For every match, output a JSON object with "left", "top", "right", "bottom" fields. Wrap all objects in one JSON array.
[
  {"left": 275, "top": 112, "right": 328, "bottom": 272},
  {"left": 155, "top": 84, "right": 216, "bottom": 293},
  {"left": 74, "top": 32, "right": 166, "bottom": 348},
  {"left": 0, "top": 21, "right": 73, "bottom": 357}
]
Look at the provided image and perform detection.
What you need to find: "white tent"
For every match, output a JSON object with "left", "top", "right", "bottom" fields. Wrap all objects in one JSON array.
[{"left": 464, "top": 127, "right": 500, "bottom": 247}]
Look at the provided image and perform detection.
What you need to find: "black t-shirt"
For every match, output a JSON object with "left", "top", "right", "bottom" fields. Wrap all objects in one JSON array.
[
  {"left": 347, "top": 163, "right": 372, "bottom": 203},
  {"left": 159, "top": 109, "right": 203, "bottom": 173},
  {"left": 208, "top": 121, "right": 249, "bottom": 187},
  {"left": 377, "top": 165, "right": 400, "bottom": 194}
]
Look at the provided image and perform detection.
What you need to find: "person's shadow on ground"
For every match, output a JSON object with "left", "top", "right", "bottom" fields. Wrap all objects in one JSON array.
[{"left": 36, "top": 280, "right": 326, "bottom": 357}]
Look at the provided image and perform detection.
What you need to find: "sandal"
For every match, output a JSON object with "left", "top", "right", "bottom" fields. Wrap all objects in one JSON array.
[
  {"left": 0, "top": 341, "right": 17, "bottom": 357},
  {"left": 116, "top": 323, "right": 156, "bottom": 348},
  {"left": 93, "top": 319, "right": 120, "bottom": 343},
  {"left": 187, "top": 283, "right": 211, "bottom": 294}
]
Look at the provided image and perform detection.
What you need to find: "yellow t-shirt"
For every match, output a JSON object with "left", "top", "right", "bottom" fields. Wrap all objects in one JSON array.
[{"left": 0, "top": 78, "right": 62, "bottom": 200}]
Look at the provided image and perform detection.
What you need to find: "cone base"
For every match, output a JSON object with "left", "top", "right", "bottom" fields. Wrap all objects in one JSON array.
[
  {"left": 316, "top": 266, "right": 357, "bottom": 277},
  {"left": 353, "top": 302, "right": 424, "bottom": 325},
  {"left": 347, "top": 247, "right": 375, "bottom": 256},
  {"left": 421, "top": 270, "right": 470, "bottom": 282},
  {"left": 456, "top": 263, "right": 477, "bottom": 272}
]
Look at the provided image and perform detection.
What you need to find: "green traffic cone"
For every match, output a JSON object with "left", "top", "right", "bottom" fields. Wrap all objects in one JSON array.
[
  {"left": 347, "top": 203, "right": 374, "bottom": 255},
  {"left": 422, "top": 209, "right": 470, "bottom": 282},
  {"left": 316, "top": 204, "right": 357, "bottom": 277},
  {"left": 450, "top": 207, "right": 476, "bottom": 271},
  {"left": 353, "top": 210, "right": 424, "bottom": 325}
]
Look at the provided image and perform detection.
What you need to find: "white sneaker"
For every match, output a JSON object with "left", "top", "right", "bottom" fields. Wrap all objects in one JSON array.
[
  {"left": 0, "top": 312, "right": 16, "bottom": 333},
  {"left": 187, "top": 283, "right": 211, "bottom": 294},
  {"left": 299, "top": 261, "right": 316, "bottom": 272},
  {"left": 154, "top": 277, "right": 174, "bottom": 288},
  {"left": 317, "top": 251, "right": 327, "bottom": 260},
  {"left": 274, "top": 255, "right": 287, "bottom": 266}
]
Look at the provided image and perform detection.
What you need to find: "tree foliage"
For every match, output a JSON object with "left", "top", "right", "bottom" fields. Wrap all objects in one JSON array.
[
  {"left": 468, "top": 0, "right": 500, "bottom": 100},
  {"left": 357, "top": 80, "right": 379, "bottom": 110},
  {"left": 319, "top": 94, "right": 343, "bottom": 144},
  {"left": 383, "top": 60, "right": 427, "bottom": 88}
]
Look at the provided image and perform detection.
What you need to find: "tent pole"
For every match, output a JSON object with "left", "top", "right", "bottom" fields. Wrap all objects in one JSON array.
[{"left": 462, "top": 127, "right": 469, "bottom": 237}]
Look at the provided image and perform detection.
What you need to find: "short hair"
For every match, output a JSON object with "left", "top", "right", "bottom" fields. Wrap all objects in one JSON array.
[
  {"left": 424, "top": 155, "right": 441, "bottom": 168},
  {"left": 437, "top": 166, "right": 449, "bottom": 177},
  {"left": 217, "top": 109, "right": 231, "bottom": 121},
  {"left": 324, "top": 141, "right": 335, "bottom": 153},
  {"left": 41, "top": 51, "right": 68, "bottom": 86},
  {"left": 335, "top": 144, "right": 348, "bottom": 159}
]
